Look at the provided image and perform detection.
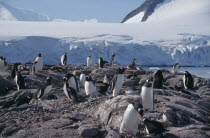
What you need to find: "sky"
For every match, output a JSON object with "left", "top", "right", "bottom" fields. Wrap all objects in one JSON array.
[{"left": 5, "top": 0, "right": 145, "bottom": 23}]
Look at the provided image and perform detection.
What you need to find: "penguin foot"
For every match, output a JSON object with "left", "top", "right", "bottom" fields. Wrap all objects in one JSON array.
[{"left": 67, "top": 99, "right": 72, "bottom": 103}]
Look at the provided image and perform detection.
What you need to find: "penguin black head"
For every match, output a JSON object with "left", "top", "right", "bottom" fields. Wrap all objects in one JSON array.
[
  {"left": 138, "top": 107, "right": 144, "bottom": 118},
  {"left": 156, "top": 70, "right": 162, "bottom": 74},
  {"left": 63, "top": 77, "right": 68, "bottom": 82},
  {"left": 0, "top": 56, "right": 3, "bottom": 60},
  {"left": 86, "top": 76, "right": 93, "bottom": 81},
  {"left": 65, "top": 73, "right": 74, "bottom": 80},
  {"left": 184, "top": 71, "right": 190, "bottom": 75},
  {"left": 133, "top": 58, "right": 136, "bottom": 61},
  {"left": 118, "top": 67, "right": 125, "bottom": 74},
  {"left": 143, "top": 80, "right": 152, "bottom": 87},
  {"left": 88, "top": 55, "right": 91, "bottom": 58},
  {"left": 38, "top": 52, "right": 41, "bottom": 57},
  {"left": 46, "top": 77, "right": 52, "bottom": 85},
  {"left": 112, "top": 54, "right": 115, "bottom": 57},
  {"left": 65, "top": 53, "right": 67, "bottom": 55}
]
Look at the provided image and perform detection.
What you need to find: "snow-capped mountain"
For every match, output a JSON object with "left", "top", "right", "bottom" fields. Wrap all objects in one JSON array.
[
  {"left": 0, "top": 2, "right": 51, "bottom": 21},
  {"left": 122, "top": 0, "right": 210, "bottom": 24}
]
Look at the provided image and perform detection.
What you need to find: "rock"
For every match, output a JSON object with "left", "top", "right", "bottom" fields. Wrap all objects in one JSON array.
[
  {"left": 123, "top": 80, "right": 139, "bottom": 87},
  {"left": 95, "top": 95, "right": 141, "bottom": 130},
  {"left": 105, "top": 127, "right": 121, "bottom": 138},
  {"left": 165, "top": 77, "right": 184, "bottom": 90},
  {"left": 1, "top": 125, "right": 21, "bottom": 136},
  {"left": 78, "top": 124, "right": 99, "bottom": 137},
  {"left": 0, "top": 123, "right": 6, "bottom": 133},
  {"left": 46, "top": 94, "right": 58, "bottom": 100}
]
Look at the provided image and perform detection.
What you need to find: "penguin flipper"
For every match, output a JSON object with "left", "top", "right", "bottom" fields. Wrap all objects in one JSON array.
[
  {"left": 37, "top": 88, "right": 44, "bottom": 99},
  {"left": 110, "top": 75, "right": 117, "bottom": 93}
]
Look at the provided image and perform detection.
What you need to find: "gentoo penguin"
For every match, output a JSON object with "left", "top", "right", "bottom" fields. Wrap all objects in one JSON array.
[
  {"left": 141, "top": 80, "right": 154, "bottom": 111},
  {"left": 0, "top": 56, "right": 4, "bottom": 69},
  {"left": 120, "top": 104, "right": 141, "bottom": 135},
  {"left": 87, "top": 55, "right": 92, "bottom": 67},
  {"left": 109, "top": 54, "right": 115, "bottom": 66},
  {"left": 61, "top": 53, "right": 67, "bottom": 65},
  {"left": 11, "top": 63, "right": 19, "bottom": 78},
  {"left": 35, "top": 52, "right": 43, "bottom": 71},
  {"left": 131, "top": 59, "right": 136, "bottom": 69},
  {"left": 63, "top": 77, "right": 78, "bottom": 102},
  {"left": 79, "top": 71, "right": 86, "bottom": 88},
  {"left": 172, "top": 63, "right": 180, "bottom": 74},
  {"left": 143, "top": 118, "right": 167, "bottom": 137},
  {"left": 30, "top": 61, "right": 38, "bottom": 75},
  {"left": 110, "top": 68, "right": 125, "bottom": 97},
  {"left": 183, "top": 71, "right": 194, "bottom": 90},
  {"left": 103, "top": 75, "right": 109, "bottom": 84},
  {"left": 64, "top": 73, "right": 80, "bottom": 93},
  {"left": 153, "top": 70, "right": 164, "bottom": 89},
  {"left": 37, "top": 77, "right": 53, "bottom": 100},
  {"left": 14, "top": 71, "right": 25, "bottom": 90},
  {"left": 84, "top": 76, "right": 98, "bottom": 95},
  {"left": 98, "top": 57, "right": 108, "bottom": 68},
  {"left": 95, "top": 80, "right": 109, "bottom": 94}
]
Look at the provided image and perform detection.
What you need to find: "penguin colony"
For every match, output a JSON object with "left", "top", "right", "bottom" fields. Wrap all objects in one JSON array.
[{"left": 1, "top": 51, "right": 196, "bottom": 137}]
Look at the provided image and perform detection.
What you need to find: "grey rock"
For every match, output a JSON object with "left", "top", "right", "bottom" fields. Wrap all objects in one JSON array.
[{"left": 78, "top": 124, "right": 99, "bottom": 137}]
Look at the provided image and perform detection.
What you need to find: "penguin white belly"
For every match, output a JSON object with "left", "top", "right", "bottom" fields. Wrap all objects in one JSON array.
[
  {"left": 61, "top": 55, "right": 65, "bottom": 65},
  {"left": 14, "top": 76, "right": 20, "bottom": 90},
  {"left": 35, "top": 57, "right": 43, "bottom": 71},
  {"left": 183, "top": 76, "right": 187, "bottom": 89},
  {"left": 120, "top": 104, "right": 140, "bottom": 135},
  {"left": 141, "top": 86, "right": 154, "bottom": 111},
  {"left": 79, "top": 74, "right": 85, "bottom": 87},
  {"left": 42, "top": 85, "right": 52, "bottom": 99},
  {"left": 103, "top": 76, "right": 109, "bottom": 84},
  {"left": 172, "top": 66, "right": 179, "bottom": 74},
  {"left": 87, "top": 58, "right": 92, "bottom": 66},
  {"left": 85, "top": 81, "right": 97, "bottom": 95},
  {"left": 113, "top": 74, "right": 124, "bottom": 97},
  {"left": 63, "top": 85, "right": 70, "bottom": 98},
  {"left": 68, "top": 77, "right": 78, "bottom": 92},
  {"left": 0, "top": 60, "right": 4, "bottom": 69}
]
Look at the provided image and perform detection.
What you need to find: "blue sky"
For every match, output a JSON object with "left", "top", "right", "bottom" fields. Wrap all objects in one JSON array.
[{"left": 6, "top": 0, "right": 144, "bottom": 22}]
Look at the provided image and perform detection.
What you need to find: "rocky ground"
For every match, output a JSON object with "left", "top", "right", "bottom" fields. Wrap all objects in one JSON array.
[{"left": 0, "top": 64, "right": 210, "bottom": 138}]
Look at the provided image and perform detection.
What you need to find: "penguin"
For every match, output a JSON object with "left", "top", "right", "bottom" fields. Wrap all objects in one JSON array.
[
  {"left": 131, "top": 59, "right": 136, "bottom": 69},
  {"left": 14, "top": 71, "right": 25, "bottom": 90},
  {"left": 64, "top": 73, "right": 80, "bottom": 93},
  {"left": 120, "top": 104, "right": 141, "bottom": 136},
  {"left": 172, "top": 63, "right": 180, "bottom": 74},
  {"left": 37, "top": 77, "right": 53, "bottom": 100},
  {"left": 98, "top": 57, "right": 108, "bottom": 68},
  {"left": 11, "top": 63, "right": 19, "bottom": 78},
  {"left": 87, "top": 55, "right": 92, "bottom": 67},
  {"left": 143, "top": 118, "right": 167, "bottom": 137},
  {"left": 109, "top": 53, "right": 115, "bottom": 66},
  {"left": 95, "top": 80, "right": 109, "bottom": 94},
  {"left": 61, "top": 53, "right": 67, "bottom": 65},
  {"left": 30, "top": 61, "right": 38, "bottom": 75},
  {"left": 183, "top": 71, "right": 194, "bottom": 90},
  {"left": 84, "top": 76, "right": 98, "bottom": 95},
  {"left": 79, "top": 71, "right": 86, "bottom": 88},
  {"left": 63, "top": 77, "right": 78, "bottom": 102},
  {"left": 141, "top": 80, "right": 154, "bottom": 111},
  {"left": 0, "top": 56, "right": 4, "bottom": 69},
  {"left": 110, "top": 68, "right": 125, "bottom": 97},
  {"left": 153, "top": 70, "right": 164, "bottom": 89},
  {"left": 35, "top": 52, "right": 43, "bottom": 71},
  {"left": 103, "top": 75, "right": 109, "bottom": 84}
]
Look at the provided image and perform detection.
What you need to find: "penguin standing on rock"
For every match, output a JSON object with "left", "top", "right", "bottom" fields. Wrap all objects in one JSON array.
[
  {"left": 87, "top": 55, "right": 92, "bottom": 67},
  {"left": 0, "top": 56, "right": 4, "bottom": 69},
  {"left": 110, "top": 54, "right": 115, "bottom": 66},
  {"left": 35, "top": 52, "right": 43, "bottom": 71},
  {"left": 85, "top": 76, "right": 98, "bottom": 95},
  {"left": 141, "top": 80, "right": 154, "bottom": 111},
  {"left": 61, "top": 53, "right": 67, "bottom": 65},
  {"left": 120, "top": 104, "right": 141, "bottom": 136},
  {"left": 110, "top": 68, "right": 125, "bottom": 97},
  {"left": 14, "top": 71, "right": 25, "bottom": 90},
  {"left": 143, "top": 118, "right": 167, "bottom": 137},
  {"left": 63, "top": 77, "right": 78, "bottom": 102},
  {"left": 183, "top": 71, "right": 194, "bottom": 90},
  {"left": 11, "top": 63, "right": 19, "bottom": 78},
  {"left": 131, "top": 59, "right": 136, "bottom": 69},
  {"left": 36, "top": 77, "right": 53, "bottom": 100},
  {"left": 64, "top": 73, "right": 80, "bottom": 93},
  {"left": 172, "top": 63, "right": 180, "bottom": 74},
  {"left": 98, "top": 57, "right": 108, "bottom": 68},
  {"left": 153, "top": 70, "right": 164, "bottom": 89},
  {"left": 30, "top": 61, "right": 38, "bottom": 75}
]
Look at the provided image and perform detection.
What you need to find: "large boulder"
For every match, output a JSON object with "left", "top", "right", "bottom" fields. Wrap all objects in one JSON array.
[{"left": 95, "top": 95, "right": 141, "bottom": 130}]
